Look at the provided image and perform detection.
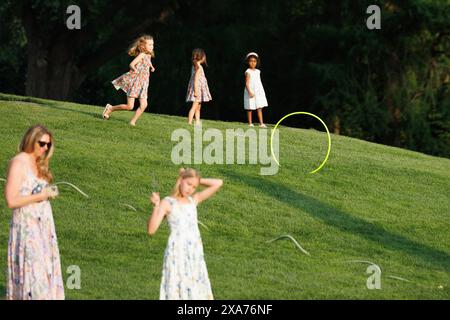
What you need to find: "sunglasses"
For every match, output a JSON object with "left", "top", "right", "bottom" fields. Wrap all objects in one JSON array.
[{"left": 38, "top": 141, "right": 52, "bottom": 149}]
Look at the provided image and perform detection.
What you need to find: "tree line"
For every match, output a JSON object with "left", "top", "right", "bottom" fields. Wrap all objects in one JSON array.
[{"left": 0, "top": 0, "right": 448, "bottom": 157}]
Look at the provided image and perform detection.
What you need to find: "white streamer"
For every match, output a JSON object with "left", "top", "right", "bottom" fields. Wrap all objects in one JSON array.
[
  {"left": 198, "top": 219, "right": 210, "bottom": 231},
  {"left": 267, "top": 234, "right": 310, "bottom": 256},
  {"left": 119, "top": 203, "right": 138, "bottom": 212},
  {"left": 54, "top": 181, "right": 89, "bottom": 198}
]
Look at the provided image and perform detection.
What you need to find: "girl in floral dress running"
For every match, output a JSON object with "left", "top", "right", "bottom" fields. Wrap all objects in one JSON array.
[{"left": 103, "top": 34, "right": 155, "bottom": 126}]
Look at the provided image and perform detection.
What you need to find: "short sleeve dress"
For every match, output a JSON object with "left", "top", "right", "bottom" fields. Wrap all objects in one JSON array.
[
  {"left": 112, "top": 54, "right": 152, "bottom": 99},
  {"left": 244, "top": 68, "right": 268, "bottom": 110}
]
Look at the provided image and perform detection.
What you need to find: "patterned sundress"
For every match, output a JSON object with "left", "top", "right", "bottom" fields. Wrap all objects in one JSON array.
[
  {"left": 7, "top": 168, "right": 65, "bottom": 300},
  {"left": 112, "top": 54, "right": 152, "bottom": 99},
  {"left": 186, "top": 65, "right": 212, "bottom": 103},
  {"left": 159, "top": 196, "right": 213, "bottom": 300}
]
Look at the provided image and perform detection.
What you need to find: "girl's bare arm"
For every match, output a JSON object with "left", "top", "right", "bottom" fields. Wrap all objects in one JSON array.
[
  {"left": 148, "top": 194, "right": 170, "bottom": 235},
  {"left": 150, "top": 57, "right": 155, "bottom": 72},
  {"left": 4, "top": 158, "right": 49, "bottom": 209},
  {"left": 245, "top": 72, "right": 254, "bottom": 97},
  {"left": 193, "top": 178, "right": 223, "bottom": 205},
  {"left": 194, "top": 63, "right": 201, "bottom": 97},
  {"left": 129, "top": 53, "right": 146, "bottom": 72}
]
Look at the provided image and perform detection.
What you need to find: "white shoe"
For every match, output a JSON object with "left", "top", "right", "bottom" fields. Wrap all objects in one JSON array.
[{"left": 103, "top": 104, "right": 112, "bottom": 120}]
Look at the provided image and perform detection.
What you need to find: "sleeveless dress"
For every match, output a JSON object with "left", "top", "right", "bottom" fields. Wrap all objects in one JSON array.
[
  {"left": 186, "top": 65, "right": 212, "bottom": 103},
  {"left": 159, "top": 196, "right": 213, "bottom": 300},
  {"left": 112, "top": 54, "right": 152, "bottom": 99},
  {"left": 7, "top": 168, "right": 65, "bottom": 300},
  {"left": 244, "top": 68, "right": 268, "bottom": 110}
]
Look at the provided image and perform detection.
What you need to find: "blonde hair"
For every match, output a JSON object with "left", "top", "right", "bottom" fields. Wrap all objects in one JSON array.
[
  {"left": 128, "top": 34, "right": 155, "bottom": 57},
  {"left": 18, "top": 124, "right": 54, "bottom": 182},
  {"left": 192, "top": 48, "right": 207, "bottom": 67},
  {"left": 171, "top": 168, "right": 201, "bottom": 198}
]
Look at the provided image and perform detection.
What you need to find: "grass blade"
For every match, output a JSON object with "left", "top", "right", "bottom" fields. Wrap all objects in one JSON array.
[{"left": 151, "top": 173, "right": 158, "bottom": 191}]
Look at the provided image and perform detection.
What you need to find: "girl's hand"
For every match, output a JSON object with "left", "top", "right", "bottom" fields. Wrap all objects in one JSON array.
[
  {"left": 194, "top": 90, "right": 200, "bottom": 98},
  {"left": 150, "top": 192, "right": 160, "bottom": 206},
  {"left": 150, "top": 66, "right": 155, "bottom": 72},
  {"left": 43, "top": 185, "right": 59, "bottom": 200},
  {"left": 249, "top": 91, "right": 255, "bottom": 98}
]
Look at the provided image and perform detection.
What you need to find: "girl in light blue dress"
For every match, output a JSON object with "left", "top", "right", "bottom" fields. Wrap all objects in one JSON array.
[{"left": 147, "top": 168, "right": 223, "bottom": 300}]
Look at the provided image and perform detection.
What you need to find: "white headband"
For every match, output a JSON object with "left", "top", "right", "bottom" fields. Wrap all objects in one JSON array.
[{"left": 246, "top": 52, "right": 259, "bottom": 59}]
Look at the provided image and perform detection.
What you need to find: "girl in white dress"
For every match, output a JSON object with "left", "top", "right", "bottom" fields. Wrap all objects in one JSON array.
[
  {"left": 244, "top": 52, "right": 268, "bottom": 127},
  {"left": 147, "top": 168, "right": 223, "bottom": 300}
]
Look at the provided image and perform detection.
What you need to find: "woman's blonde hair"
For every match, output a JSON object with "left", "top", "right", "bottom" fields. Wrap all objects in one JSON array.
[
  {"left": 18, "top": 124, "right": 54, "bottom": 182},
  {"left": 171, "top": 168, "right": 201, "bottom": 198},
  {"left": 128, "top": 34, "right": 155, "bottom": 57}
]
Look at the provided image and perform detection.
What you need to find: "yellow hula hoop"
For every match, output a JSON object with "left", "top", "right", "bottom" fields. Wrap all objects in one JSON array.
[{"left": 270, "top": 112, "right": 331, "bottom": 174}]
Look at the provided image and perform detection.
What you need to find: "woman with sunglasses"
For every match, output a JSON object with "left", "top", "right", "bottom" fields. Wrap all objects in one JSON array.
[{"left": 4, "top": 125, "right": 64, "bottom": 300}]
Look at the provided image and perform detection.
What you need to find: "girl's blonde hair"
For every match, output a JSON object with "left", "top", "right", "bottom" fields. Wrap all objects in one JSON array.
[
  {"left": 128, "top": 34, "right": 155, "bottom": 57},
  {"left": 18, "top": 124, "right": 54, "bottom": 182},
  {"left": 171, "top": 168, "right": 201, "bottom": 198},
  {"left": 192, "top": 48, "right": 208, "bottom": 67}
]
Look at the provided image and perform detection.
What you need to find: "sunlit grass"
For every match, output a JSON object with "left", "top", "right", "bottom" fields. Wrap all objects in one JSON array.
[{"left": 0, "top": 93, "right": 449, "bottom": 299}]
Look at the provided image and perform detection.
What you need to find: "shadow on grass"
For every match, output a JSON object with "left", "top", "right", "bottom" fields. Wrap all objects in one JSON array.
[
  {"left": 0, "top": 95, "right": 102, "bottom": 119},
  {"left": 43, "top": 103, "right": 144, "bottom": 126},
  {"left": 0, "top": 283, "right": 5, "bottom": 300},
  {"left": 219, "top": 169, "right": 450, "bottom": 271},
  {"left": 42, "top": 102, "right": 102, "bottom": 119}
]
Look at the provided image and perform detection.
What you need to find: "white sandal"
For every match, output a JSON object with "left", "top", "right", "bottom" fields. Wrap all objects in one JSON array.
[{"left": 103, "top": 104, "right": 112, "bottom": 120}]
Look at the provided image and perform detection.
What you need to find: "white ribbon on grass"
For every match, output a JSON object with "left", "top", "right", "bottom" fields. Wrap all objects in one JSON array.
[
  {"left": 346, "top": 260, "right": 412, "bottom": 283},
  {"left": 386, "top": 275, "right": 412, "bottom": 283},
  {"left": 198, "top": 219, "right": 210, "bottom": 231},
  {"left": 119, "top": 203, "right": 138, "bottom": 212},
  {"left": 267, "top": 234, "right": 310, "bottom": 256},
  {"left": 54, "top": 181, "right": 89, "bottom": 198}
]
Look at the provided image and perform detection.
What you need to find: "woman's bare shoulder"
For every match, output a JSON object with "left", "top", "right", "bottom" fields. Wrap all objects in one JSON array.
[{"left": 10, "top": 153, "right": 28, "bottom": 165}]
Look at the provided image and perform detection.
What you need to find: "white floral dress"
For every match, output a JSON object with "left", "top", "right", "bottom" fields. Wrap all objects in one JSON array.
[
  {"left": 159, "top": 196, "right": 213, "bottom": 300},
  {"left": 7, "top": 169, "right": 65, "bottom": 300}
]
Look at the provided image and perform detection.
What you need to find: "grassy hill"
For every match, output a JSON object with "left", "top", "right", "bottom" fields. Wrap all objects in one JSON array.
[{"left": 0, "top": 93, "right": 449, "bottom": 299}]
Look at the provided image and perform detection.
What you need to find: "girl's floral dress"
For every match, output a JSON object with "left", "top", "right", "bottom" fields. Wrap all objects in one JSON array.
[
  {"left": 186, "top": 65, "right": 212, "bottom": 103},
  {"left": 112, "top": 54, "right": 152, "bottom": 99},
  {"left": 159, "top": 196, "right": 213, "bottom": 300}
]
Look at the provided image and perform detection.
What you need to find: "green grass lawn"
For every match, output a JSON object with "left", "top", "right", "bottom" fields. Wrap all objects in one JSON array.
[{"left": 0, "top": 92, "right": 449, "bottom": 299}]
